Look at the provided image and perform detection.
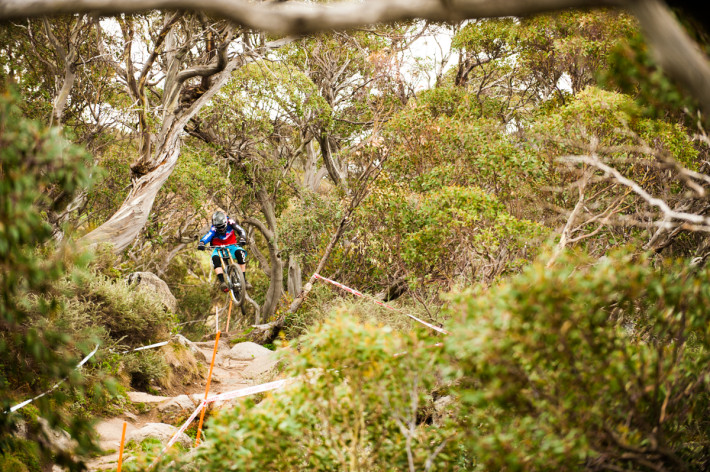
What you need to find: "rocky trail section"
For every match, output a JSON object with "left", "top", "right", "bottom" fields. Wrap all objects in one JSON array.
[{"left": 87, "top": 336, "right": 281, "bottom": 472}]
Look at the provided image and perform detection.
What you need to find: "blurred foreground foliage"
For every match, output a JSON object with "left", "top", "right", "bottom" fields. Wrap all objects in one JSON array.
[
  {"left": 0, "top": 90, "right": 99, "bottom": 469},
  {"left": 156, "top": 250, "right": 710, "bottom": 472},
  {"left": 0, "top": 91, "right": 179, "bottom": 470}
]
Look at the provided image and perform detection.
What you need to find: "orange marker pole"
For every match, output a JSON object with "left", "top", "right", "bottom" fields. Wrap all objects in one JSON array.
[
  {"left": 117, "top": 421, "right": 127, "bottom": 472},
  {"left": 215, "top": 306, "right": 219, "bottom": 334},
  {"left": 225, "top": 298, "right": 233, "bottom": 333},
  {"left": 194, "top": 330, "right": 220, "bottom": 446}
]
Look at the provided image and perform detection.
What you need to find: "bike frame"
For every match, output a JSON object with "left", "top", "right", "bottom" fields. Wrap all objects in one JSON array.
[
  {"left": 207, "top": 243, "right": 248, "bottom": 308},
  {"left": 210, "top": 245, "right": 245, "bottom": 278}
]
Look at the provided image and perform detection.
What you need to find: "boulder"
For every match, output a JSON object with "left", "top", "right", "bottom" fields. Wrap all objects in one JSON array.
[
  {"left": 126, "top": 272, "right": 177, "bottom": 312},
  {"left": 95, "top": 418, "right": 138, "bottom": 450},
  {"left": 125, "top": 423, "right": 191, "bottom": 448},
  {"left": 432, "top": 395, "right": 454, "bottom": 426},
  {"left": 37, "top": 417, "right": 77, "bottom": 454},
  {"left": 127, "top": 391, "right": 171, "bottom": 404},
  {"left": 194, "top": 339, "right": 229, "bottom": 351},
  {"left": 241, "top": 353, "right": 279, "bottom": 382},
  {"left": 172, "top": 334, "right": 207, "bottom": 362},
  {"left": 227, "top": 342, "right": 273, "bottom": 360},
  {"left": 157, "top": 394, "right": 203, "bottom": 422}
]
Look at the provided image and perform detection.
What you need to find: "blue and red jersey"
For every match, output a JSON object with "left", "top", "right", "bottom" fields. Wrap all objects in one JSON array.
[{"left": 199, "top": 217, "right": 247, "bottom": 247}]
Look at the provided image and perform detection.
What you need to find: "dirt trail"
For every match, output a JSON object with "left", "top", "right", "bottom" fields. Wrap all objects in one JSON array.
[{"left": 87, "top": 336, "right": 277, "bottom": 471}]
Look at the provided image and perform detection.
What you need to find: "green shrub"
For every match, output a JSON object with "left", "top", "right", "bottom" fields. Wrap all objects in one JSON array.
[
  {"left": 0, "top": 89, "right": 101, "bottom": 465},
  {"left": 447, "top": 250, "right": 710, "bottom": 471},
  {"left": 122, "top": 351, "right": 169, "bottom": 392},
  {"left": 153, "top": 248, "right": 710, "bottom": 472},
  {"left": 50, "top": 273, "right": 174, "bottom": 347},
  {"left": 0, "top": 438, "right": 41, "bottom": 472},
  {"left": 162, "top": 314, "right": 459, "bottom": 471}
]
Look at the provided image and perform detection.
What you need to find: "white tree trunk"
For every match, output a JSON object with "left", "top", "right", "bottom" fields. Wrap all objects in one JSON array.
[
  {"left": 80, "top": 135, "right": 182, "bottom": 252},
  {"left": 80, "top": 51, "right": 242, "bottom": 252},
  {"left": 287, "top": 254, "right": 302, "bottom": 296}
]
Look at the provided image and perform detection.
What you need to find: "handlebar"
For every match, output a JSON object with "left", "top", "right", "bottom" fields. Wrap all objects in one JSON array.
[{"left": 199, "top": 243, "right": 247, "bottom": 250}]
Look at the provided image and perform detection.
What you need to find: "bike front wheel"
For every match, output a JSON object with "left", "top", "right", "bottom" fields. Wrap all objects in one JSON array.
[{"left": 227, "top": 265, "right": 246, "bottom": 307}]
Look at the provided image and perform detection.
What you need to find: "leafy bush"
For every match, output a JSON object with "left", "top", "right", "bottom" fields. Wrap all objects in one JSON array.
[
  {"left": 25, "top": 272, "right": 174, "bottom": 348},
  {"left": 349, "top": 183, "right": 548, "bottom": 288},
  {"left": 163, "top": 315, "right": 459, "bottom": 471},
  {"left": 0, "top": 438, "right": 41, "bottom": 472},
  {"left": 25, "top": 269, "right": 180, "bottom": 399},
  {"left": 151, "top": 248, "right": 710, "bottom": 472},
  {"left": 447, "top": 250, "right": 710, "bottom": 471},
  {"left": 162, "top": 254, "right": 213, "bottom": 341},
  {"left": 0, "top": 89, "right": 101, "bottom": 466},
  {"left": 122, "top": 351, "right": 169, "bottom": 392}
]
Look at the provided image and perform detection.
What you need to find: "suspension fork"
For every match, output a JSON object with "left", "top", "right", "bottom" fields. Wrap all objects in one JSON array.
[
  {"left": 215, "top": 248, "right": 229, "bottom": 282},
  {"left": 220, "top": 247, "right": 240, "bottom": 285}
]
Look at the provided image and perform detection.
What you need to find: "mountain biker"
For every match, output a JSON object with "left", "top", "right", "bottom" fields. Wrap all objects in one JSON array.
[{"left": 197, "top": 211, "right": 248, "bottom": 293}]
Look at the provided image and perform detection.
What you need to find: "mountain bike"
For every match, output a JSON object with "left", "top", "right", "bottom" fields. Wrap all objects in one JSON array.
[{"left": 210, "top": 245, "right": 247, "bottom": 307}]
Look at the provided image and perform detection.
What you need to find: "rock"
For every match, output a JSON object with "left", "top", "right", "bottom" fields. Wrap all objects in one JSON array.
[
  {"left": 193, "top": 339, "right": 229, "bottom": 351},
  {"left": 95, "top": 418, "right": 138, "bottom": 450},
  {"left": 172, "top": 334, "right": 207, "bottom": 362},
  {"left": 227, "top": 342, "right": 273, "bottom": 360},
  {"left": 157, "top": 394, "right": 203, "bottom": 422},
  {"left": 127, "top": 391, "right": 171, "bottom": 404},
  {"left": 219, "top": 357, "right": 251, "bottom": 369},
  {"left": 432, "top": 395, "right": 454, "bottom": 426},
  {"left": 37, "top": 417, "right": 77, "bottom": 454},
  {"left": 125, "top": 423, "right": 191, "bottom": 449},
  {"left": 240, "top": 353, "right": 279, "bottom": 382},
  {"left": 126, "top": 272, "right": 177, "bottom": 313},
  {"left": 211, "top": 373, "right": 222, "bottom": 384}
]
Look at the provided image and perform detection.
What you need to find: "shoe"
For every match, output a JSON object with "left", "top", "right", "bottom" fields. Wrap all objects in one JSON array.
[{"left": 219, "top": 281, "right": 229, "bottom": 293}]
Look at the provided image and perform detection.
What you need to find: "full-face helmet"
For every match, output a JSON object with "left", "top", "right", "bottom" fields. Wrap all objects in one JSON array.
[{"left": 212, "top": 211, "right": 228, "bottom": 235}]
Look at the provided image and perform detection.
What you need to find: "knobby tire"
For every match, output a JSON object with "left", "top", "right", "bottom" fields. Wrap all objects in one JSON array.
[{"left": 228, "top": 265, "right": 246, "bottom": 307}]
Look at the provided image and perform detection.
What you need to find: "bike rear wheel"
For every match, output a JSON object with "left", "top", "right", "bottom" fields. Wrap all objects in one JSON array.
[{"left": 227, "top": 265, "right": 246, "bottom": 307}]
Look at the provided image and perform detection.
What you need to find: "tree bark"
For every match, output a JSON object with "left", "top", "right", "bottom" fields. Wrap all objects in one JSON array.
[
  {"left": 248, "top": 160, "right": 384, "bottom": 344},
  {"left": 6, "top": 1, "right": 710, "bottom": 116},
  {"left": 287, "top": 254, "right": 302, "bottom": 296},
  {"left": 80, "top": 50, "right": 243, "bottom": 252},
  {"left": 317, "top": 133, "right": 345, "bottom": 188},
  {"left": 244, "top": 188, "right": 284, "bottom": 319}
]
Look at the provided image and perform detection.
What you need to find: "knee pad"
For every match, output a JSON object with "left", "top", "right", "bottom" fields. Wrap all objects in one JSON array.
[
  {"left": 211, "top": 254, "right": 222, "bottom": 269},
  {"left": 236, "top": 250, "right": 247, "bottom": 265}
]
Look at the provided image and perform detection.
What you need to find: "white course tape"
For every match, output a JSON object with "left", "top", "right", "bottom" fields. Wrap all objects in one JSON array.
[
  {"left": 205, "top": 378, "right": 293, "bottom": 404},
  {"left": 314, "top": 274, "right": 450, "bottom": 335},
  {"left": 6, "top": 344, "right": 99, "bottom": 414},
  {"left": 150, "top": 378, "right": 294, "bottom": 468},
  {"left": 150, "top": 400, "right": 206, "bottom": 469},
  {"left": 119, "top": 341, "right": 169, "bottom": 354}
]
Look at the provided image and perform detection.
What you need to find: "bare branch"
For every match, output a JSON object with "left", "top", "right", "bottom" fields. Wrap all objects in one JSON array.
[
  {"left": 546, "top": 171, "right": 588, "bottom": 267},
  {"left": 138, "top": 11, "right": 182, "bottom": 89},
  {"left": 0, "top": 0, "right": 624, "bottom": 35},
  {"left": 562, "top": 154, "right": 710, "bottom": 229},
  {"left": 176, "top": 26, "right": 235, "bottom": 83},
  {"left": 244, "top": 216, "right": 275, "bottom": 245}
]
